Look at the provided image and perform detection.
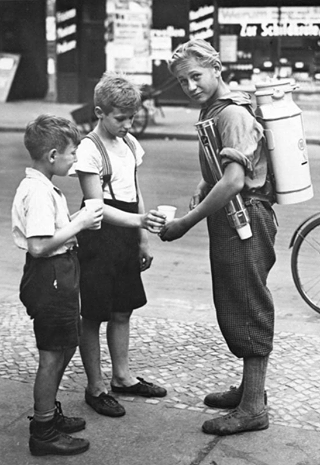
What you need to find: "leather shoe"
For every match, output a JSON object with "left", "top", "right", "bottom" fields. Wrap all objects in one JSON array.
[
  {"left": 111, "top": 377, "right": 167, "bottom": 398},
  {"left": 29, "top": 417, "right": 89, "bottom": 456},
  {"left": 204, "top": 386, "right": 267, "bottom": 409},
  {"left": 54, "top": 400, "right": 86, "bottom": 433},
  {"left": 202, "top": 407, "right": 269, "bottom": 436},
  {"left": 85, "top": 390, "right": 126, "bottom": 417},
  {"left": 29, "top": 401, "right": 85, "bottom": 435}
]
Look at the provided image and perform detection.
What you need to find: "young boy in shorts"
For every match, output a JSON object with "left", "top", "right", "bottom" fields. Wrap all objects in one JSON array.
[
  {"left": 71, "top": 72, "right": 167, "bottom": 418},
  {"left": 12, "top": 114, "right": 103, "bottom": 456}
]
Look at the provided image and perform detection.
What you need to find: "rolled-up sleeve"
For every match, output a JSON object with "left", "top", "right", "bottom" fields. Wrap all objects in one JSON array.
[{"left": 218, "top": 105, "right": 264, "bottom": 178}]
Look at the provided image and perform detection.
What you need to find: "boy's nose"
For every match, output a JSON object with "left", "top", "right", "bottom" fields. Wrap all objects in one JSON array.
[
  {"left": 188, "top": 80, "right": 197, "bottom": 92},
  {"left": 124, "top": 119, "right": 132, "bottom": 129}
]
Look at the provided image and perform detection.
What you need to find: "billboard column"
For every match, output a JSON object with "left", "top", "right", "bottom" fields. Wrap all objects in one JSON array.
[
  {"left": 213, "top": 0, "right": 219, "bottom": 51},
  {"left": 46, "top": 0, "right": 58, "bottom": 102}
]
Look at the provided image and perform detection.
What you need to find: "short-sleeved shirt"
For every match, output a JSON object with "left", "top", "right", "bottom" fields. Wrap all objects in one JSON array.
[
  {"left": 199, "top": 91, "right": 271, "bottom": 195},
  {"left": 12, "top": 167, "right": 77, "bottom": 256},
  {"left": 71, "top": 133, "right": 144, "bottom": 203}
]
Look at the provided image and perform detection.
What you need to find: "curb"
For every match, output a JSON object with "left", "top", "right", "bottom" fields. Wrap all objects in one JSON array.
[{"left": 1, "top": 126, "right": 319, "bottom": 145}]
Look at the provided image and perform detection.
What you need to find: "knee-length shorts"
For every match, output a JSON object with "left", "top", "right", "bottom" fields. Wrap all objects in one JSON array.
[
  {"left": 77, "top": 199, "right": 147, "bottom": 322},
  {"left": 207, "top": 200, "right": 277, "bottom": 358},
  {"left": 19, "top": 249, "right": 81, "bottom": 351}
]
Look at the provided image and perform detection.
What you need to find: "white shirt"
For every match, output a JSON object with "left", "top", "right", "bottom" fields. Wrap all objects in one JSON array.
[
  {"left": 12, "top": 167, "right": 77, "bottom": 256},
  {"left": 71, "top": 133, "right": 144, "bottom": 203}
]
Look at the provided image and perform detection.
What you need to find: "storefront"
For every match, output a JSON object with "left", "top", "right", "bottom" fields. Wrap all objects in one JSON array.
[
  {"left": 189, "top": 1, "right": 320, "bottom": 86},
  {"left": 1, "top": 0, "right": 319, "bottom": 103}
]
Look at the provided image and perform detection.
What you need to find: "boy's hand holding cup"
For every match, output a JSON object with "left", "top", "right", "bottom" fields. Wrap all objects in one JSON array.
[
  {"left": 157, "top": 205, "right": 177, "bottom": 222},
  {"left": 154, "top": 205, "right": 177, "bottom": 233},
  {"left": 84, "top": 198, "right": 104, "bottom": 230}
]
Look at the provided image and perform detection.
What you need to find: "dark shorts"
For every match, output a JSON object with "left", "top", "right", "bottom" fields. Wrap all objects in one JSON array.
[
  {"left": 207, "top": 201, "right": 277, "bottom": 358},
  {"left": 77, "top": 199, "right": 147, "bottom": 322},
  {"left": 19, "top": 249, "right": 81, "bottom": 351}
]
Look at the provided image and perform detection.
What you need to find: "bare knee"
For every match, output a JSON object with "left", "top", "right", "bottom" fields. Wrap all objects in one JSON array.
[{"left": 110, "top": 311, "right": 132, "bottom": 324}]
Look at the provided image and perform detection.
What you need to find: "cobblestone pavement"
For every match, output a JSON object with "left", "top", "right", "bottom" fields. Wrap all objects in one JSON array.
[{"left": 1, "top": 301, "right": 320, "bottom": 432}]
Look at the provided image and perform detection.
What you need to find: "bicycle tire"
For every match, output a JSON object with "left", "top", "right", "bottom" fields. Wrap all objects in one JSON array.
[
  {"left": 291, "top": 216, "right": 320, "bottom": 313},
  {"left": 131, "top": 105, "right": 148, "bottom": 136}
]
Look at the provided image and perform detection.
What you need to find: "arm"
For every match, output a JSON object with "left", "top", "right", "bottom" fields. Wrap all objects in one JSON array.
[
  {"left": 77, "top": 171, "right": 165, "bottom": 232},
  {"left": 160, "top": 162, "right": 245, "bottom": 241},
  {"left": 136, "top": 179, "right": 153, "bottom": 271},
  {"left": 189, "top": 178, "right": 212, "bottom": 210},
  {"left": 27, "top": 206, "right": 103, "bottom": 257}
]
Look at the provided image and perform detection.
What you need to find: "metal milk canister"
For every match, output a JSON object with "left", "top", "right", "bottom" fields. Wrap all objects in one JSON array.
[{"left": 255, "top": 79, "right": 313, "bottom": 205}]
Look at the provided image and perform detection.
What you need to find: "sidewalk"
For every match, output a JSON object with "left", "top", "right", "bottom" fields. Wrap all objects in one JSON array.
[
  {"left": 2, "top": 301, "right": 320, "bottom": 464},
  {"left": 0, "top": 99, "right": 319, "bottom": 144}
]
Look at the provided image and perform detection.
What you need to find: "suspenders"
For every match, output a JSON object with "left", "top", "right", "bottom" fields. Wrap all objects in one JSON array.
[{"left": 85, "top": 132, "right": 138, "bottom": 202}]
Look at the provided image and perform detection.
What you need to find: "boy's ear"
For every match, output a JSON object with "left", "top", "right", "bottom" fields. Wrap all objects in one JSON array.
[
  {"left": 95, "top": 106, "right": 104, "bottom": 119},
  {"left": 213, "top": 62, "right": 222, "bottom": 77},
  {"left": 48, "top": 148, "right": 57, "bottom": 163}
]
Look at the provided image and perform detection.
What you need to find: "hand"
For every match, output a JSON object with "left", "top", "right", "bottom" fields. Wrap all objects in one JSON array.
[
  {"left": 141, "top": 209, "right": 166, "bottom": 233},
  {"left": 76, "top": 206, "right": 103, "bottom": 230},
  {"left": 139, "top": 242, "right": 153, "bottom": 272},
  {"left": 189, "top": 193, "right": 202, "bottom": 211},
  {"left": 159, "top": 218, "right": 189, "bottom": 242}
]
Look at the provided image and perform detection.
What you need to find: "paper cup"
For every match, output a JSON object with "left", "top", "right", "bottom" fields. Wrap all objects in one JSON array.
[
  {"left": 236, "top": 223, "right": 252, "bottom": 240},
  {"left": 157, "top": 205, "right": 177, "bottom": 222},
  {"left": 84, "top": 199, "right": 103, "bottom": 230}
]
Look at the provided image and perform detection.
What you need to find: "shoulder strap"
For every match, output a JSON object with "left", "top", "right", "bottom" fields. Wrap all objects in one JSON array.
[
  {"left": 85, "top": 132, "right": 112, "bottom": 178},
  {"left": 123, "top": 135, "right": 137, "bottom": 166},
  {"left": 84, "top": 132, "right": 116, "bottom": 200},
  {"left": 124, "top": 135, "right": 139, "bottom": 203}
]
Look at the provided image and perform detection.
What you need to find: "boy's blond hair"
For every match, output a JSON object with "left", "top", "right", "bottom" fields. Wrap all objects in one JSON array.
[
  {"left": 24, "top": 114, "right": 80, "bottom": 161},
  {"left": 94, "top": 71, "right": 141, "bottom": 115},
  {"left": 168, "top": 39, "right": 221, "bottom": 76}
]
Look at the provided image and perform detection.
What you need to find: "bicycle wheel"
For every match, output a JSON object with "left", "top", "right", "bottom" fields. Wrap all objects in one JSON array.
[
  {"left": 291, "top": 216, "right": 320, "bottom": 313},
  {"left": 131, "top": 105, "right": 148, "bottom": 136}
]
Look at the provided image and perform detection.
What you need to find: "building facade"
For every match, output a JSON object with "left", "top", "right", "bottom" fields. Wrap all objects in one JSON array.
[{"left": 0, "top": 0, "right": 319, "bottom": 103}]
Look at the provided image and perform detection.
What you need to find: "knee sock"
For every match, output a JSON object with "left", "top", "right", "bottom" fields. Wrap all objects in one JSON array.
[
  {"left": 238, "top": 355, "right": 268, "bottom": 415},
  {"left": 33, "top": 406, "right": 56, "bottom": 423}
]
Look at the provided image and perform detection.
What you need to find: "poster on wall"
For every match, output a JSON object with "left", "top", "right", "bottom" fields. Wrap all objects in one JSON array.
[
  {"left": 0, "top": 54, "right": 20, "bottom": 102},
  {"left": 105, "top": 0, "right": 152, "bottom": 85}
]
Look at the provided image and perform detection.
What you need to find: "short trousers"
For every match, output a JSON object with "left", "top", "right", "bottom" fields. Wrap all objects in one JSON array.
[
  {"left": 77, "top": 199, "right": 147, "bottom": 322},
  {"left": 19, "top": 249, "right": 81, "bottom": 351},
  {"left": 207, "top": 200, "right": 277, "bottom": 358}
]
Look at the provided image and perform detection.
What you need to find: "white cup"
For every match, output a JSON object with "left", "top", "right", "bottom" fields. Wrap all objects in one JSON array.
[
  {"left": 84, "top": 199, "right": 103, "bottom": 230},
  {"left": 237, "top": 223, "right": 252, "bottom": 240},
  {"left": 157, "top": 205, "right": 177, "bottom": 222}
]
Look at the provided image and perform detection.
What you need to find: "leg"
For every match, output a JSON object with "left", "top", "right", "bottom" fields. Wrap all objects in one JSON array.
[
  {"left": 34, "top": 349, "right": 65, "bottom": 414},
  {"left": 107, "top": 310, "right": 137, "bottom": 387},
  {"left": 202, "top": 356, "right": 269, "bottom": 436},
  {"left": 238, "top": 355, "right": 269, "bottom": 415},
  {"left": 79, "top": 317, "right": 106, "bottom": 396},
  {"left": 80, "top": 317, "right": 126, "bottom": 417},
  {"left": 30, "top": 349, "right": 89, "bottom": 456},
  {"left": 108, "top": 311, "right": 167, "bottom": 398}
]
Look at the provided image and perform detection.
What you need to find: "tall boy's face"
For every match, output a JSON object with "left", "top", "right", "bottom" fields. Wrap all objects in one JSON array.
[
  {"left": 100, "top": 107, "right": 136, "bottom": 138},
  {"left": 175, "top": 57, "right": 220, "bottom": 106},
  {"left": 52, "top": 141, "right": 78, "bottom": 176}
]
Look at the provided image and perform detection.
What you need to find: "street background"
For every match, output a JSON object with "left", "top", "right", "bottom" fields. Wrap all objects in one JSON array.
[{"left": 1, "top": 99, "right": 320, "bottom": 464}]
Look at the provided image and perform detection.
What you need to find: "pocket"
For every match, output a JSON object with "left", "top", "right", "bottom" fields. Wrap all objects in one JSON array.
[
  {"left": 52, "top": 253, "right": 80, "bottom": 299},
  {"left": 19, "top": 256, "right": 55, "bottom": 316}
]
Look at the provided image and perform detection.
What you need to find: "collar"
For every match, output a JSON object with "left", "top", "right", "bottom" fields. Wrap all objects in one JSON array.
[{"left": 25, "top": 167, "right": 62, "bottom": 195}]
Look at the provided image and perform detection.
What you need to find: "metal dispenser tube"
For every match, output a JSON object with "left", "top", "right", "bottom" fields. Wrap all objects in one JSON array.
[{"left": 195, "top": 119, "right": 252, "bottom": 240}]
